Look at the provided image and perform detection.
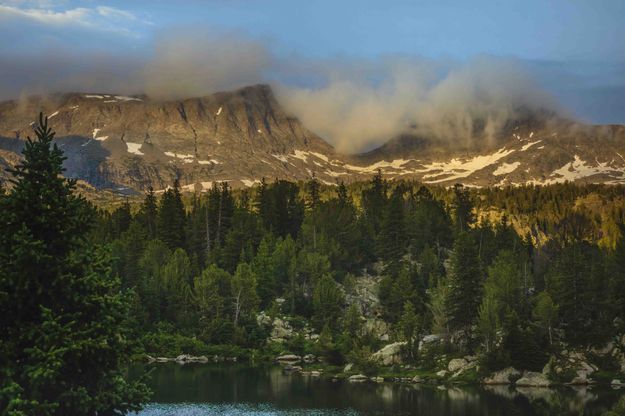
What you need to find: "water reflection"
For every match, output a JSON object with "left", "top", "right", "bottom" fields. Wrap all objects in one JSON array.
[{"left": 130, "top": 363, "right": 624, "bottom": 416}]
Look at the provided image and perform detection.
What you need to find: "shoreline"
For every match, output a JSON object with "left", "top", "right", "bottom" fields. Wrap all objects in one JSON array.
[{"left": 137, "top": 353, "right": 625, "bottom": 390}]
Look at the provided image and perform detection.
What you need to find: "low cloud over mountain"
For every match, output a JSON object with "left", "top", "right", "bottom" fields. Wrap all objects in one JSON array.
[{"left": 1, "top": 9, "right": 622, "bottom": 153}]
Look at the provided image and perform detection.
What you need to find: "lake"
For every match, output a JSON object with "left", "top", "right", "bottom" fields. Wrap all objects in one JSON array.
[{"left": 130, "top": 363, "right": 624, "bottom": 415}]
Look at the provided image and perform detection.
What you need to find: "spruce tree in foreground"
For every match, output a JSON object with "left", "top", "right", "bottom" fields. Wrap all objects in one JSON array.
[{"left": 0, "top": 114, "right": 149, "bottom": 415}]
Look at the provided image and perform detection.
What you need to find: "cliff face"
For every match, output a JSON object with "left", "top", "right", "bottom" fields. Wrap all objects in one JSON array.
[
  {"left": 0, "top": 85, "right": 344, "bottom": 191},
  {"left": 1, "top": 84, "right": 625, "bottom": 191}
]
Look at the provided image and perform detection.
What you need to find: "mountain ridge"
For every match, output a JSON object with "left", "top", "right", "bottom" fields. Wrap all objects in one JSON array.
[{"left": 1, "top": 84, "right": 624, "bottom": 192}]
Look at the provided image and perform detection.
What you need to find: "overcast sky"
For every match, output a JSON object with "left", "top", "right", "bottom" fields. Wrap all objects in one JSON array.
[{"left": 1, "top": 0, "right": 624, "bottom": 150}]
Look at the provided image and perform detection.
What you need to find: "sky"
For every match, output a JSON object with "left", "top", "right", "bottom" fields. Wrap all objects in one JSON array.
[{"left": 1, "top": 0, "right": 624, "bottom": 152}]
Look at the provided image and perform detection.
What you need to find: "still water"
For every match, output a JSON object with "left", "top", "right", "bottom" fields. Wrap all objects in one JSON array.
[{"left": 130, "top": 363, "right": 624, "bottom": 415}]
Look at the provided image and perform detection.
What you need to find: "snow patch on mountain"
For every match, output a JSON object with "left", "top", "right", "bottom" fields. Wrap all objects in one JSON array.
[
  {"left": 343, "top": 159, "right": 417, "bottom": 173},
  {"left": 114, "top": 96, "right": 142, "bottom": 102},
  {"left": 241, "top": 179, "right": 261, "bottom": 187},
  {"left": 521, "top": 140, "right": 541, "bottom": 151},
  {"left": 494, "top": 162, "right": 521, "bottom": 176},
  {"left": 421, "top": 148, "right": 516, "bottom": 183},
  {"left": 165, "top": 151, "right": 195, "bottom": 163},
  {"left": 126, "top": 142, "right": 144, "bottom": 156},
  {"left": 543, "top": 155, "right": 623, "bottom": 184}
]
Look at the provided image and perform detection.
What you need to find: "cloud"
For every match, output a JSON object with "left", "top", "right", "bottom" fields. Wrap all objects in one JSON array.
[
  {"left": 0, "top": 24, "right": 585, "bottom": 153},
  {"left": 0, "top": 3, "right": 144, "bottom": 37},
  {"left": 143, "top": 29, "right": 270, "bottom": 99},
  {"left": 275, "top": 56, "right": 562, "bottom": 152}
]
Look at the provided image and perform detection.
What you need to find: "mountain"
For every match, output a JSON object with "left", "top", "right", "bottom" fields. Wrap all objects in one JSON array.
[
  {"left": 0, "top": 85, "right": 349, "bottom": 191},
  {"left": 356, "top": 116, "right": 625, "bottom": 186},
  {"left": 1, "top": 84, "right": 624, "bottom": 192}
]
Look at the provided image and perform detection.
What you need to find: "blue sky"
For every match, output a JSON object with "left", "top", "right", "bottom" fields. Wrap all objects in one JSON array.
[
  {"left": 1, "top": 0, "right": 624, "bottom": 150},
  {"left": 5, "top": 0, "right": 622, "bottom": 61}
]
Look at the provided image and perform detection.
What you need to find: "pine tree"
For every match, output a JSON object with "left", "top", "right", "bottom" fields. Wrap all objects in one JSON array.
[
  {"left": 399, "top": 302, "right": 421, "bottom": 360},
  {"left": 194, "top": 265, "right": 231, "bottom": 325},
  {"left": 138, "top": 239, "right": 171, "bottom": 323},
  {"left": 533, "top": 291, "right": 558, "bottom": 346},
  {"left": 312, "top": 274, "right": 344, "bottom": 330},
  {"left": 376, "top": 185, "right": 406, "bottom": 261},
  {"left": 452, "top": 184, "right": 475, "bottom": 232},
  {"left": 306, "top": 175, "right": 321, "bottom": 250},
  {"left": 477, "top": 292, "right": 499, "bottom": 353},
  {"left": 0, "top": 114, "right": 149, "bottom": 415},
  {"left": 429, "top": 278, "right": 450, "bottom": 335},
  {"left": 139, "top": 186, "right": 158, "bottom": 238},
  {"left": 343, "top": 304, "right": 363, "bottom": 340},
  {"left": 446, "top": 232, "right": 483, "bottom": 334},
  {"left": 231, "top": 263, "right": 260, "bottom": 327},
  {"left": 545, "top": 242, "right": 597, "bottom": 345},
  {"left": 608, "top": 227, "right": 625, "bottom": 324},
  {"left": 160, "top": 248, "right": 193, "bottom": 326},
  {"left": 252, "top": 235, "right": 277, "bottom": 308},
  {"left": 406, "top": 186, "right": 453, "bottom": 255},
  {"left": 157, "top": 180, "right": 186, "bottom": 249},
  {"left": 361, "top": 170, "right": 388, "bottom": 235}
]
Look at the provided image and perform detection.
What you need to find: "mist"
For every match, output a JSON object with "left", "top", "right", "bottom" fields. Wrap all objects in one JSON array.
[
  {"left": 274, "top": 56, "right": 562, "bottom": 153},
  {"left": 1, "top": 30, "right": 565, "bottom": 154}
]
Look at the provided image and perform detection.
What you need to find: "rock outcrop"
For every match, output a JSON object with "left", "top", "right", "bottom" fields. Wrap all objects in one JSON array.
[
  {"left": 516, "top": 371, "right": 552, "bottom": 387},
  {"left": 483, "top": 367, "right": 521, "bottom": 385},
  {"left": 372, "top": 342, "right": 406, "bottom": 366},
  {"left": 276, "top": 354, "right": 301, "bottom": 364},
  {"left": 348, "top": 374, "right": 369, "bottom": 382}
]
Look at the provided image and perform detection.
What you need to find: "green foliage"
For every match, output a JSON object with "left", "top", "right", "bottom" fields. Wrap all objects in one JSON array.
[
  {"left": 477, "top": 292, "right": 500, "bottom": 354},
  {"left": 533, "top": 291, "right": 558, "bottom": 346},
  {"left": 603, "top": 396, "right": 625, "bottom": 416},
  {"left": 428, "top": 278, "right": 450, "bottom": 334},
  {"left": 376, "top": 185, "right": 406, "bottom": 261},
  {"left": 343, "top": 304, "right": 363, "bottom": 340},
  {"left": 194, "top": 265, "right": 231, "bottom": 331},
  {"left": 157, "top": 180, "right": 186, "bottom": 249},
  {"left": 50, "top": 145, "right": 625, "bottom": 378},
  {"left": 347, "top": 346, "right": 380, "bottom": 376},
  {"left": 312, "top": 275, "right": 344, "bottom": 330},
  {"left": 545, "top": 242, "right": 611, "bottom": 345},
  {"left": 0, "top": 114, "right": 149, "bottom": 415},
  {"left": 160, "top": 248, "right": 194, "bottom": 326},
  {"left": 452, "top": 184, "right": 475, "bottom": 232},
  {"left": 399, "top": 302, "right": 421, "bottom": 360},
  {"left": 446, "top": 232, "right": 483, "bottom": 333},
  {"left": 89, "top": 174, "right": 625, "bottom": 377},
  {"left": 252, "top": 235, "right": 276, "bottom": 308},
  {"left": 231, "top": 263, "right": 260, "bottom": 328},
  {"left": 314, "top": 324, "right": 345, "bottom": 365}
]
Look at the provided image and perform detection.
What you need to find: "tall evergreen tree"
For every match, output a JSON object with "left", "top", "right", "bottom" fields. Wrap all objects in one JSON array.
[
  {"left": 361, "top": 170, "right": 388, "bottom": 235},
  {"left": 253, "top": 235, "right": 277, "bottom": 308},
  {"left": 545, "top": 242, "right": 604, "bottom": 345},
  {"left": 452, "top": 184, "right": 475, "bottom": 232},
  {"left": 138, "top": 186, "right": 158, "bottom": 239},
  {"left": 0, "top": 114, "right": 149, "bottom": 415},
  {"left": 376, "top": 185, "right": 406, "bottom": 261},
  {"left": 312, "top": 274, "right": 344, "bottom": 330},
  {"left": 445, "top": 232, "right": 483, "bottom": 334},
  {"left": 307, "top": 175, "right": 321, "bottom": 250},
  {"left": 231, "top": 263, "right": 260, "bottom": 327},
  {"left": 157, "top": 180, "right": 186, "bottom": 249}
]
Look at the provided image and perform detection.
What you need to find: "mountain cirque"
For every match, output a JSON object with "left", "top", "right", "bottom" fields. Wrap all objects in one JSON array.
[{"left": 1, "top": 84, "right": 624, "bottom": 192}]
